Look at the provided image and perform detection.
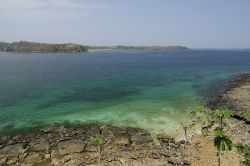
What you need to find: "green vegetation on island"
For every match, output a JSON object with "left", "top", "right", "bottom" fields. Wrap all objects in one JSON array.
[
  {"left": 4, "top": 41, "right": 88, "bottom": 53},
  {"left": 0, "top": 42, "right": 8, "bottom": 51},
  {"left": 0, "top": 41, "right": 188, "bottom": 53}
]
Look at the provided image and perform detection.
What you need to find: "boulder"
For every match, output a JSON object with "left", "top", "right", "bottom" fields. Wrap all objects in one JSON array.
[
  {"left": 40, "top": 125, "right": 65, "bottom": 133},
  {"left": 29, "top": 137, "right": 50, "bottom": 152},
  {"left": 23, "top": 152, "right": 43, "bottom": 164},
  {"left": 56, "top": 139, "right": 85, "bottom": 155}
]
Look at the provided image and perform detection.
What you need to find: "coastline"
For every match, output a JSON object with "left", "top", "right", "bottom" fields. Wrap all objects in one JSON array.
[
  {"left": 0, "top": 41, "right": 188, "bottom": 53},
  {"left": 209, "top": 73, "right": 250, "bottom": 122},
  {"left": 0, "top": 73, "right": 250, "bottom": 165},
  {"left": 0, "top": 124, "right": 189, "bottom": 166}
]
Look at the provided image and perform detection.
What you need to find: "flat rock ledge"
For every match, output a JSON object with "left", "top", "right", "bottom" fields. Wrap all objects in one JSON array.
[
  {"left": 0, "top": 124, "right": 190, "bottom": 166},
  {"left": 209, "top": 73, "right": 250, "bottom": 122}
]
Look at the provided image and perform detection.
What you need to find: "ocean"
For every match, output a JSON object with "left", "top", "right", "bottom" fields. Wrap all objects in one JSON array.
[{"left": 0, "top": 49, "right": 250, "bottom": 135}]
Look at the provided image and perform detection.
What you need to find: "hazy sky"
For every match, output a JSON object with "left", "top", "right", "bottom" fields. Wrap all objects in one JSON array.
[{"left": 1, "top": 0, "right": 250, "bottom": 48}]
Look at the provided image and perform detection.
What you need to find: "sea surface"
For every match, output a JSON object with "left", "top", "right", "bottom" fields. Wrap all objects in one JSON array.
[{"left": 0, "top": 50, "right": 250, "bottom": 135}]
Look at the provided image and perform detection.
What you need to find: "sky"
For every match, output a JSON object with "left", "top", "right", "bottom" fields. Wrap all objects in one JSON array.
[{"left": 0, "top": 0, "right": 250, "bottom": 48}]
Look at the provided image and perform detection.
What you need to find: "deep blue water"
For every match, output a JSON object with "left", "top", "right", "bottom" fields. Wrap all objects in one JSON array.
[{"left": 0, "top": 50, "right": 250, "bottom": 135}]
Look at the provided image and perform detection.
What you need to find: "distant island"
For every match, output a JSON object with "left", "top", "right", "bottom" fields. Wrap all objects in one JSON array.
[
  {"left": 0, "top": 41, "right": 188, "bottom": 53},
  {"left": 0, "top": 41, "right": 87, "bottom": 53}
]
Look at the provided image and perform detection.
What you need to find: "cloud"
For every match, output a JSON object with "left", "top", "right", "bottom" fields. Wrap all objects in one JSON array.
[{"left": 0, "top": 0, "right": 115, "bottom": 21}]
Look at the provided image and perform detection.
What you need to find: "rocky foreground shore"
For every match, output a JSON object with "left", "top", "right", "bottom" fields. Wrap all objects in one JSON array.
[
  {"left": 0, "top": 124, "right": 190, "bottom": 166},
  {"left": 209, "top": 73, "right": 250, "bottom": 122}
]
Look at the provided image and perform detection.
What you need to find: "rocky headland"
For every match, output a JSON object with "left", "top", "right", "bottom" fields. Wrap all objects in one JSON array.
[{"left": 4, "top": 41, "right": 88, "bottom": 53}]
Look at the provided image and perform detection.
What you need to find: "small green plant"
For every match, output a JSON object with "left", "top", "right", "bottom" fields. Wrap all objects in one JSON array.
[
  {"left": 99, "top": 125, "right": 114, "bottom": 144},
  {"left": 214, "top": 135, "right": 233, "bottom": 151},
  {"left": 89, "top": 135, "right": 105, "bottom": 146},
  {"left": 183, "top": 106, "right": 215, "bottom": 139},
  {"left": 235, "top": 143, "right": 250, "bottom": 166},
  {"left": 214, "top": 134, "right": 233, "bottom": 166},
  {"left": 212, "top": 108, "right": 233, "bottom": 166},
  {"left": 191, "top": 106, "right": 215, "bottom": 128},
  {"left": 179, "top": 106, "right": 210, "bottom": 144},
  {"left": 191, "top": 107, "right": 233, "bottom": 166},
  {"left": 232, "top": 111, "right": 250, "bottom": 166},
  {"left": 213, "top": 108, "right": 232, "bottom": 128},
  {"left": 201, "top": 126, "right": 209, "bottom": 136},
  {"left": 89, "top": 135, "right": 105, "bottom": 166},
  {"left": 214, "top": 127, "right": 224, "bottom": 137},
  {"left": 242, "top": 111, "right": 250, "bottom": 120}
]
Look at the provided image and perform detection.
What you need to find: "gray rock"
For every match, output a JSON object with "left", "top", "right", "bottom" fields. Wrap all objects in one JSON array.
[
  {"left": 23, "top": 152, "right": 43, "bottom": 164},
  {"left": 0, "top": 124, "right": 190, "bottom": 166},
  {"left": 131, "top": 134, "right": 153, "bottom": 145},
  {"left": 6, "top": 157, "right": 18, "bottom": 165},
  {"left": 0, "top": 157, "right": 7, "bottom": 165},
  {"left": 85, "top": 143, "right": 99, "bottom": 152},
  {"left": 29, "top": 137, "right": 50, "bottom": 152},
  {"left": 114, "top": 136, "right": 130, "bottom": 145},
  {"left": 40, "top": 125, "right": 65, "bottom": 133},
  {"left": 56, "top": 139, "right": 85, "bottom": 155}
]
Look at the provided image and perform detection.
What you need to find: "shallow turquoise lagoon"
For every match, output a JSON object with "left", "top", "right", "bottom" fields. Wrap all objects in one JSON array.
[{"left": 0, "top": 50, "right": 250, "bottom": 135}]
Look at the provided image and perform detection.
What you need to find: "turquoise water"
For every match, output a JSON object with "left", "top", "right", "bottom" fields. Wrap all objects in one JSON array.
[{"left": 0, "top": 50, "right": 250, "bottom": 135}]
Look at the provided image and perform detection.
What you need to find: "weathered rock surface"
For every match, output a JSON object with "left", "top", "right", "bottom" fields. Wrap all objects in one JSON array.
[
  {"left": 0, "top": 124, "right": 189, "bottom": 166},
  {"left": 209, "top": 73, "right": 250, "bottom": 122}
]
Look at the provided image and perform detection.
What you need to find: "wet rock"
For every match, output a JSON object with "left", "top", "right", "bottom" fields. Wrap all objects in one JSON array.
[
  {"left": 0, "top": 136, "right": 11, "bottom": 145},
  {"left": 101, "top": 128, "right": 114, "bottom": 141},
  {"left": 40, "top": 125, "right": 65, "bottom": 133},
  {"left": 131, "top": 134, "right": 153, "bottom": 145},
  {"left": 108, "top": 126, "right": 127, "bottom": 136},
  {"left": 11, "top": 135, "right": 23, "bottom": 142},
  {"left": 84, "top": 125, "right": 100, "bottom": 137},
  {"left": 157, "top": 134, "right": 175, "bottom": 144},
  {"left": 127, "top": 128, "right": 153, "bottom": 145}
]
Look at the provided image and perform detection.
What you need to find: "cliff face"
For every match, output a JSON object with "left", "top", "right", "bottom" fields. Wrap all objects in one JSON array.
[{"left": 6, "top": 41, "right": 87, "bottom": 53}]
